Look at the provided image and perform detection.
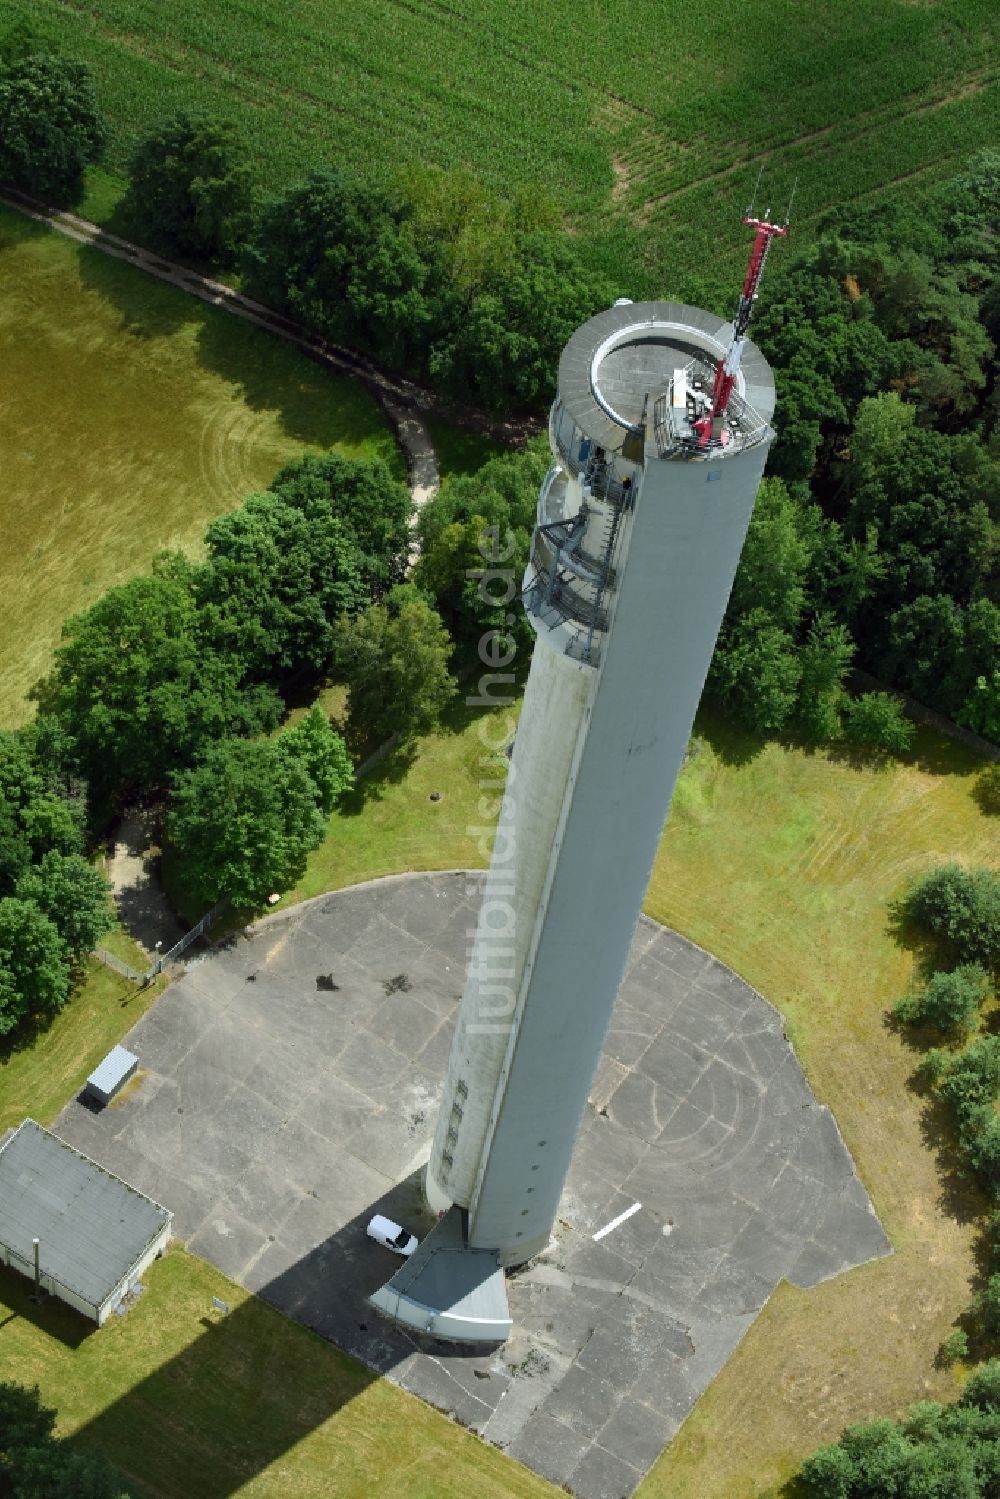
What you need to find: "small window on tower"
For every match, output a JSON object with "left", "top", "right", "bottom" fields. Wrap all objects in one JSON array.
[{"left": 706, "top": 469, "right": 722, "bottom": 482}]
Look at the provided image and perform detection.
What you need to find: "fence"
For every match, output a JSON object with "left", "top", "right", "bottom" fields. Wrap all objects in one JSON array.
[
  {"left": 93, "top": 947, "right": 143, "bottom": 983},
  {"left": 93, "top": 897, "right": 229, "bottom": 985},
  {"left": 143, "top": 897, "right": 229, "bottom": 979}
]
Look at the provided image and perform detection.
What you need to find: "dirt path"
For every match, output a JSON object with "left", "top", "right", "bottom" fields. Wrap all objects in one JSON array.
[{"left": 104, "top": 807, "right": 186, "bottom": 959}]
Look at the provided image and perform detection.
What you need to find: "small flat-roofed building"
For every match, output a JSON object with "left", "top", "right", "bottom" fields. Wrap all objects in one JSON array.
[
  {"left": 84, "top": 1045, "right": 138, "bottom": 1106},
  {"left": 0, "top": 1119, "right": 171, "bottom": 1324}
]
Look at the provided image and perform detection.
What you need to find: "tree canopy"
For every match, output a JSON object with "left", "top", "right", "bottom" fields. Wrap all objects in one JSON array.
[
  {"left": 123, "top": 110, "right": 252, "bottom": 262},
  {"left": 0, "top": 1381, "right": 132, "bottom": 1497},
  {"left": 334, "top": 585, "right": 456, "bottom": 746},
  {"left": 242, "top": 167, "right": 616, "bottom": 411},
  {"left": 165, "top": 710, "right": 352, "bottom": 910},
  {"left": 0, "top": 53, "right": 105, "bottom": 202},
  {"left": 31, "top": 556, "right": 282, "bottom": 805}
]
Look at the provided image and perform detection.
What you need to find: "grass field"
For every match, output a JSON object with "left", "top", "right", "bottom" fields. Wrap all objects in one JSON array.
[
  {"left": 3, "top": 0, "right": 997, "bottom": 288},
  {"left": 0, "top": 1247, "right": 556, "bottom": 1499},
  {"left": 0, "top": 204, "right": 399, "bottom": 727},
  {"left": 0, "top": 952, "right": 162, "bottom": 1139}
]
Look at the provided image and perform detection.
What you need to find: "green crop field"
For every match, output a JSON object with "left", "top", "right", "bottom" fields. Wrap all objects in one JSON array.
[
  {"left": 0, "top": 204, "right": 399, "bottom": 728},
  {"left": 2, "top": 0, "right": 997, "bottom": 288}
]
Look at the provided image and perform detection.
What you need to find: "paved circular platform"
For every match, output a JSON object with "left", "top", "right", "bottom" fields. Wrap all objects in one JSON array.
[{"left": 57, "top": 872, "right": 889, "bottom": 1499}]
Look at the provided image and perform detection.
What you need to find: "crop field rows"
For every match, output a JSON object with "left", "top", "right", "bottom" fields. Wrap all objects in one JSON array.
[{"left": 2, "top": 0, "right": 997, "bottom": 288}]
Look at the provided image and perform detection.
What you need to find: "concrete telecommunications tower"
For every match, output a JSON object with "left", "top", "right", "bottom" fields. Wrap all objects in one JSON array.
[{"left": 372, "top": 202, "right": 787, "bottom": 1342}]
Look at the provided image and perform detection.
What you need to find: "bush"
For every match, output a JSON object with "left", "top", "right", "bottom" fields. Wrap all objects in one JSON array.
[
  {"left": 960, "top": 1359, "right": 1000, "bottom": 1410},
  {"left": 892, "top": 964, "right": 989, "bottom": 1036},
  {"left": 932, "top": 1036, "right": 1000, "bottom": 1195},
  {"left": 841, "top": 691, "right": 914, "bottom": 755},
  {"left": 0, "top": 53, "right": 105, "bottom": 202},
  {"left": 938, "top": 1328, "right": 969, "bottom": 1365},
  {"left": 904, "top": 863, "right": 1000, "bottom": 969}
]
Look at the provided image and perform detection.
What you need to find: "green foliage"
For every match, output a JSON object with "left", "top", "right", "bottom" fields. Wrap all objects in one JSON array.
[
  {"left": 709, "top": 609, "right": 801, "bottom": 736},
  {"left": 165, "top": 722, "right": 352, "bottom": 911},
  {"left": 841, "top": 693, "right": 914, "bottom": 756},
  {"left": 31, "top": 556, "right": 282, "bottom": 803},
  {"left": 892, "top": 964, "right": 989, "bottom": 1037},
  {"left": 268, "top": 451, "right": 413, "bottom": 600},
  {"left": 334, "top": 587, "right": 456, "bottom": 746},
  {"left": 793, "top": 1377, "right": 1000, "bottom": 1497},
  {"left": 429, "top": 229, "right": 617, "bottom": 411},
  {"left": 123, "top": 111, "right": 252, "bottom": 262},
  {"left": 959, "top": 673, "right": 1000, "bottom": 742},
  {"left": 0, "top": 728, "right": 82, "bottom": 894},
  {"left": 277, "top": 707, "right": 353, "bottom": 815},
  {"left": 795, "top": 615, "right": 854, "bottom": 743},
  {"left": 904, "top": 864, "right": 1000, "bottom": 969},
  {"left": 197, "top": 493, "right": 367, "bottom": 678},
  {"left": 961, "top": 1358, "right": 1000, "bottom": 1410},
  {"left": 0, "top": 1380, "right": 132, "bottom": 1497},
  {"left": 0, "top": 53, "right": 105, "bottom": 202},
  {"left": 242, "top": 170, "right": 440, "bottom": 374},
  {"left": 974, "top": 1275, "right": 1000, "bottom": 1337},
  {"left": 414, "top": 444, "right": 547, "bottom": 649},
  {"left": 939, "top": 1328, "right": 970, "bottom": 1365},
  {"left": 930, "top": 1035, "right": 1000, "bottom": 1195},
  {"left": 14, "top": 851, "right": 112, "bottom": 959},
  {"left": 0, "top": 898, "right": 68, "bottom": 1034},
  {"left": 243, "top": 168, "right": 615, "bottom": 411}
]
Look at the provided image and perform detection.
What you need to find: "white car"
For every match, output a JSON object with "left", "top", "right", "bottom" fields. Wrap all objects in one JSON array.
[{"left": 367, "top": 1213, "right": 419, "bottom": 1257}]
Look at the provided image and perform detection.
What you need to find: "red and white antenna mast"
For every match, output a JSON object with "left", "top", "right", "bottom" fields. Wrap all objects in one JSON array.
[{"left": 694, "top": 176, "right": 791, "bottom": 445}]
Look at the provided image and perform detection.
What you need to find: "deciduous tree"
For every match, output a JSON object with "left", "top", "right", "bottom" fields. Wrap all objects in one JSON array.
[
  {"left": 0, "top": 54, "right": 105, "bottom": 202},
  {"left": 268, "top": 452, "right": 412, "bottom": 599},
  {"left": 0, "top": 898, "right": 67, "bottom": 1033},
  {"left": 15, "top": 851, "right": 112, "bottom": 958},
  {"left": 165, "top": 724, "right": 351, "bottom": 910},
  {"left": 124, "top": 111, "right": 252, "bottom": 263},
  {"left": 334, "top": 587, "right": 456, "bottom": 746}
]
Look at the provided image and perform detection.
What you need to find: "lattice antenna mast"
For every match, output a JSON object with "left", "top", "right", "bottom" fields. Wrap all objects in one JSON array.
[{"left": 707, "top": 181, "right": 791, "bottom": 424}]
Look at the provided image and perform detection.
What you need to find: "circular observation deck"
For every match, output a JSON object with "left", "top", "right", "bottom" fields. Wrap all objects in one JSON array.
[{"left": 554, "top": 299, "right": 775, "bottom": 457}]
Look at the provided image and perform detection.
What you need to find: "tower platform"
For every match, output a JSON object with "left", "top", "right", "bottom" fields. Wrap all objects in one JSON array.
[{"left": 369, "top": 1205, "right": 511, "bottom": 1342}]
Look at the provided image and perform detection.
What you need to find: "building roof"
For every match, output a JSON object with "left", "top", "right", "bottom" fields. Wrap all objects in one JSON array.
[
  {"left": 556, "top": 299, "right": 775, "bottom": 453},
  {"left": 0, "top": 1120, "right": 170, "bottom": 1309},
  {"left": 86, "top": 1045, "right": 138, "bottom": 1095}
]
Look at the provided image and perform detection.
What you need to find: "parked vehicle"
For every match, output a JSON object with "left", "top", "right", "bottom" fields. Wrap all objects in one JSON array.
[{"left": 366, "top": 1214, "right": 418, "bottom": 1257}]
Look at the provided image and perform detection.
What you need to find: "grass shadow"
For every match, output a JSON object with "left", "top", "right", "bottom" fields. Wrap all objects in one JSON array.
[
  {"left": 904, "top": 1064, "right": 991, "bottom": 1228},
  {"left": 338, "top": 739, "right": 421, "bottom": 813},
  {"left": 62, "top": 1178, "right": 499, "bottom": 1497},
  {"left": 693, "top": 708, "right": 766, "bottom": 768},
  {"left": 194, "top": 307, "right": 400, "bottom": 461},
  {"left": 76, "top": 242, "right": 203, "bottom": 340},
  {"left": 0, "top": 1264, "right": 92, "bottom": 1351}
]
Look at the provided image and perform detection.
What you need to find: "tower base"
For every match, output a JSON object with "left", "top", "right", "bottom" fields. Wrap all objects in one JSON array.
[{"left": 369, "top": 1206, "right": 511, "bottom": 1344}]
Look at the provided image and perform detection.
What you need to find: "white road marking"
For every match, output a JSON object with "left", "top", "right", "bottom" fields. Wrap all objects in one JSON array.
[{"left": 592, "top": 1202, "right": 642, "bottom": 1241}]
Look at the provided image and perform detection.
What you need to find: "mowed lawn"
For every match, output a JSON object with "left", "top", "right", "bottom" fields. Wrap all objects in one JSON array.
[
  {"left": 0, "top": 1248, "right": 556, "bottom": 1499},
  {"left": 0, "top": 205, "right": 398, "bottom": 726},
  {"left": 5, "top": 0, "right": 998, "bottom": 287}
]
